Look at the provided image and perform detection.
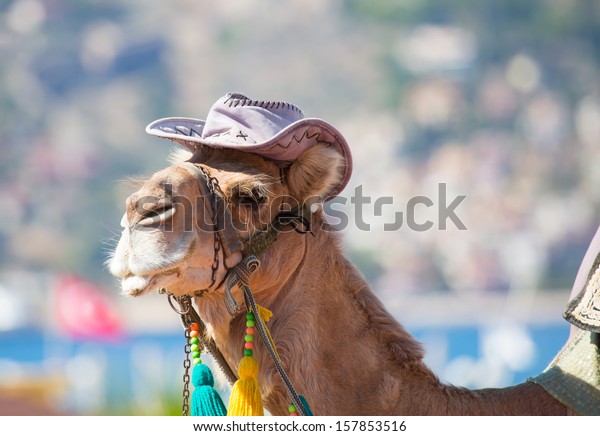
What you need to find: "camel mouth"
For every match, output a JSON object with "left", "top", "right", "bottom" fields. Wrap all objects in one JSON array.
[
  {"left": 114, "top": 238, "right": 198, "bottom": 297},
  {"left": 122, "top": 274, "right": 153, "bottom": 297},
  {"left": 122, "top": 270, "right": 178, "bottom": 297}
]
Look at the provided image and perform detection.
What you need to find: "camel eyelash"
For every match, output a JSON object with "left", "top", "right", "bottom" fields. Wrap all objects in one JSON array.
[
  {"left": 234, "top": 185, "right": 267, "bottom": 207},
  {"left": 228, "top": 176, "right": 276, "bottom": 207}
]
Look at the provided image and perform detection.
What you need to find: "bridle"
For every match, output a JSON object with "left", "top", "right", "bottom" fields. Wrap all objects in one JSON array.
[
  {"left": 161, "top": 160, "right": 313, "bottom": 415},
  {"left": 178, "top": 161, "right": 311, "bottom": 296},
  {"left": 187, "top": 161, "right": 241, "bottom": 296}
]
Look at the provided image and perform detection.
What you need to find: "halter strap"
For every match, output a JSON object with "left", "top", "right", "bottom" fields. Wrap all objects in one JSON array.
[
  {"left": 178, "top": 161, "right": 244, "bottom": 260},
  {"left": 178, "top": 160, "right": 313, "bottom": 289}
]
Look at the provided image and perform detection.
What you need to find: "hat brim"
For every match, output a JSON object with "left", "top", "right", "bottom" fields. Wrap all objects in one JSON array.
[{"left": 146, "top": 117, "right": 352, "bottom": 200}]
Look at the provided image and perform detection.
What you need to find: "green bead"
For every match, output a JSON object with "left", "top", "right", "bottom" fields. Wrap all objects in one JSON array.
[
  {"left": 246, "top": 312, "right": 255, "bottom": 320},
  {"left": 244, "top": 349, "right": 253, "bottom": 357},
  {"left": 246, "top": 320, "right": 255, "bottom": 328},
  {"left": 244, "top": 334, "right": 254, "bottom": 342},
  {"left": 193, "top": 358, "right": 201, "bottom": 365},
  {"left": 190, "top": 344, "right": 199, "bottom": 352},
  {"left": 191, "top": 351, "right": 201, "bottom": 359},
  {"left": 288, "top": 404, "right": 296, "bottom": 413},
  {"left": 190, "top": 337, "right": 199, "bottom": 345}
]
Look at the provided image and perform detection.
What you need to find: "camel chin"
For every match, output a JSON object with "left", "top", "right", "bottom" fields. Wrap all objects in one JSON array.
[
  {"left": 121, "top": 274, "right": 153, "bottom": 297},
  {"left": 120, "top": 271, "right": 177, "bottom": 297}
]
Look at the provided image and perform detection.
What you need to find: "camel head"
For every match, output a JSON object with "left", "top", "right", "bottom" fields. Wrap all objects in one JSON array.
[
  {"left": 108, "top": 93, "right": 351, "bottom": 300},
  {"left": 108, "top": 93, "right": 351, "bottom": 296}
]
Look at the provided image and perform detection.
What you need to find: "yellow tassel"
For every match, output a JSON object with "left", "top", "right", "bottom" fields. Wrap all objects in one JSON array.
[
  {"left": 227, "top": 356, "right": 264, "bottom": 416},
  {"left": 256, "top": 305, "right": 272, "bottom": 322},
  {"left": 256, "top": 305, "right": 280, "bottom": 360}
]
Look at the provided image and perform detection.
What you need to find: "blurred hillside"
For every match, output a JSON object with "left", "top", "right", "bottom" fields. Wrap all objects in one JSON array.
[
  {"left": 1, "top": 0, "right": 599, "bottom": 415},
  {"left": 1, "top": 0, "right": 598, "bottom": 296}
]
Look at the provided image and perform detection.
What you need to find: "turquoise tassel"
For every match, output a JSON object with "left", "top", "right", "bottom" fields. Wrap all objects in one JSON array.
[
  {"left": 299, "top": 395, "right": 314, "bottom": 416},
  {"left": 191, "top": 363, "right": 227, "bottom": 416}
]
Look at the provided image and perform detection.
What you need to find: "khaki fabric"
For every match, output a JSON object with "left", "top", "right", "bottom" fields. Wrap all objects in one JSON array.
[{"left": 529, "top": 330, "right": 600, "bottom": 415}]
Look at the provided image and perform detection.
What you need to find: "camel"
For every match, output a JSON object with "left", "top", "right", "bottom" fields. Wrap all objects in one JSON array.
[{"left": 109, "top": 93, "right": 596, "bottom": 415}]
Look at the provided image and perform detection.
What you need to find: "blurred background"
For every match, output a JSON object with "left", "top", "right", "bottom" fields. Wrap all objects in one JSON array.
[{"left": 1, "top": 0, "right": 599, "bottom": 415}]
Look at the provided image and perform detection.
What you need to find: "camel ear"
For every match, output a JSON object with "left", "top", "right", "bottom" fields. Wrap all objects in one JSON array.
[{"left": 285, "top": 143, "right": 345, "bottom": 205}]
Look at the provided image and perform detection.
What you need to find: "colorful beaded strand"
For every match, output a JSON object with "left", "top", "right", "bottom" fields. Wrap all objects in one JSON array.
[
  {"left": 188, "top": 321, "right": 228, "bottom": 415},
  {"left": 189, "top": 322, "right": 201, "bottom": 365},
  {"left": 244, "top": 312, "right": 255, "bottom": 356},
  {"left": 288, "top": 403, "right": 299, "bottom": 416},
  {"left": 227, "top": 310, "right": 264, "bottom": 415}
]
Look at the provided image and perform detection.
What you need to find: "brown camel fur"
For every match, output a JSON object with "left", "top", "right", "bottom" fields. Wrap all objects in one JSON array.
[{"left": 109, "top": 145, "right": 571, "bottom": 415}]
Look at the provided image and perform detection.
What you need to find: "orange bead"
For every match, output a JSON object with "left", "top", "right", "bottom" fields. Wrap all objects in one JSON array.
[
  {"left": 189, "top": 323, "right": 199, "bottom": 331},
  {"left": 246, "top": 327, "right": 255, "bottom": 335},
  {"left": 290, "top": 412, "right": 299, "bottom": 416},
  {"left": 190, "top": 330, "right": 199, "bottom": 338},
  {"left": 244, "top": 342, "right": 254, "bottom": 349}
]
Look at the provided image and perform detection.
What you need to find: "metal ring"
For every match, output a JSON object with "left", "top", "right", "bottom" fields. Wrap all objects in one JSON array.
[{"left": 167, "top": 293, "right": 190, "bottom": 315}]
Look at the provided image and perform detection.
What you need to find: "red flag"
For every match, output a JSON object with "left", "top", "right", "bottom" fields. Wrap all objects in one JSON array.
[{"left": 54, "top": 275, "right": 123, "bottom": 340}]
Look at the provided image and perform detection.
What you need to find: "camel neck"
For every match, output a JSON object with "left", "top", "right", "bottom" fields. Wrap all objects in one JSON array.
[
  {"left": 266, "top": 225, "right": 568, "bottom": 415},
  {"left": 436, "top": 381, "right": 569, "bottom": 415},
  {"left": 198, "top": 220, "right": 569, "bottom": 415}
]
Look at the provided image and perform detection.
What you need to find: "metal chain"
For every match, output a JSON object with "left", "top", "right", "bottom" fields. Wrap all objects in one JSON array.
[
  {"left": 199, "top": 164, "right": 226, "bottom": 198},
  {"left": 162, "top": 291, "right": 238, "bottom": 411},
  {"left": 182, "top": 325, "right": 192, "bottom": 416},
  {"left": 197, "top": 164, "right": 223, "bottom": 292},
  {"left": 210, "top": 225, "right": 221, "bottom": 287}
]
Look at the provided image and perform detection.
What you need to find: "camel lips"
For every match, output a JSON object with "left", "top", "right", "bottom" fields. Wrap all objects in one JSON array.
[{"left": 122, "top": 275, "right": 151, "bottom": 296}]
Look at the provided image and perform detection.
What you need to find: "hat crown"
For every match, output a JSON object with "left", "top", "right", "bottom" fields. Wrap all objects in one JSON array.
[{"left": 202, "top": 93, "right": 305, "bottom": 145}]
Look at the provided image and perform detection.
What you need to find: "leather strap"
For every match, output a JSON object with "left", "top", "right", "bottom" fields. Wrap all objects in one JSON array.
[{"left": 178, "top": 161, "right": 244, "bottom": 259}]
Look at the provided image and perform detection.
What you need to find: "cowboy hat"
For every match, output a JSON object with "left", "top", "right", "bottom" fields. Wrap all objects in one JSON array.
[{"left": 146, "top": 92, "right": 352, "bottom": 200}]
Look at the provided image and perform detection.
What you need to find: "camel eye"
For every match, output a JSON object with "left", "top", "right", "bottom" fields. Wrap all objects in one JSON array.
[{"left": 237, "top": 187, "right": 266, "bottom": 208}]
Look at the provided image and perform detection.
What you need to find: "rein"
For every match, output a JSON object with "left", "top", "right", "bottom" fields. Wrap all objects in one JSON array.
[{"left": 162, "top": 161, "right": 313, "bottom": 416}]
